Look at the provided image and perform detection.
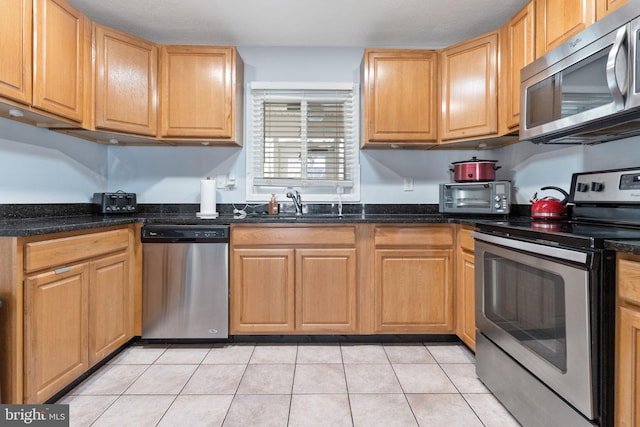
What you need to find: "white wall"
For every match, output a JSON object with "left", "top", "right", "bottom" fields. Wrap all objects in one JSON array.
[
  {"left": 1, "top": 46, "right": 639, "bottom": 205},
  {"left": 107, "top": 47, "right": 518, "bottom": 205},
  {"left": 0, "top": 117, "right": 108, "bottom": 203}
]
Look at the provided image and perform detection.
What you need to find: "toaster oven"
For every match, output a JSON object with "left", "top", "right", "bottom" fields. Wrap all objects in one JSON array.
[{"left": 439, "top": 181, "right": 510, "bottom": 214}]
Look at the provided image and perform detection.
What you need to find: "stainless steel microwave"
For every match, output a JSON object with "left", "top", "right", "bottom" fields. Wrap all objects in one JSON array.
[
  {"left": 439, "top": 181, "right": 510, "bottom": 214},
  {"left": 520, "top": 2, "right": 640, "bottom": 144}
]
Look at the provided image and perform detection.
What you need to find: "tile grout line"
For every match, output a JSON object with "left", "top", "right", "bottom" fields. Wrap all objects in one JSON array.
[
  {"left": 286, "top": 344, "right": 299, "bottom": 427},
  {"left": 62, "top": 342, "right": 517, "bottom": 426},
  {"left": 152, "top": 346, "right": 211, "bottom": 426},
  {"left": 89, "top": 345, "right": 170, "bottom": 426},
  {"left": 339, "top": 343, "right": 357, "bottom": 427},
  {"left": 221, "top": 343, "right": 256, "bottom": 426}
]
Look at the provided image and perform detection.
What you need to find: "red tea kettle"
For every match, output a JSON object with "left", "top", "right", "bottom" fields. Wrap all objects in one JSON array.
[{"left": 530, "top": 186, "right": 570, "bottom": 219}]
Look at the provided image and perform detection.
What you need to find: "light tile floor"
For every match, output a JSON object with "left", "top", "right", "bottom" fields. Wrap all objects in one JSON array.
[{"left": 58, "top": 342, "right": 521, "bottom": 426}]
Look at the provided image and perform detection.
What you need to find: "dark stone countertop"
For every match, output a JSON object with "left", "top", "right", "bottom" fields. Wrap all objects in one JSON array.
[
  {"left": 605, "top": 240, "right": 640, "bottom": 255},
  {"left": 0, "top": 214, "right": 140, "bottom": 237},
  {"left": 0, "top": 203, "right": 501, "bottom": 237}
]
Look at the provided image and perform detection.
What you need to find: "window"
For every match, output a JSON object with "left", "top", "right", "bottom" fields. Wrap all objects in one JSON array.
[{"left": 246, "top": 82, "right": 360, "bottom": 202}]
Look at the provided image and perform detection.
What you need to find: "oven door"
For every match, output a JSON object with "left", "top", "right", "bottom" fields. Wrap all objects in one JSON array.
[{"left": 473, "top": 232, "right": 595, "bottom": 419}]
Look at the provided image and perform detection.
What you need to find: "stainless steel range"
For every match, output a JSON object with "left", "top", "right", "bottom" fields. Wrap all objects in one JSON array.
[{"left": 474, "top": 167, "right": 640, "bottom": 427}]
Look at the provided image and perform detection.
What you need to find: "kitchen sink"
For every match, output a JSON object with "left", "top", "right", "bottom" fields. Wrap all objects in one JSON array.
[{"left": 245, "top": 212, "right": 358, "bottom": 221}]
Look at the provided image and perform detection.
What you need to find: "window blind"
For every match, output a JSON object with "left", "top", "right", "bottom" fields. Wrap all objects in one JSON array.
[{"left": 249, "top": 84, "right": 358, "bottom": 191}]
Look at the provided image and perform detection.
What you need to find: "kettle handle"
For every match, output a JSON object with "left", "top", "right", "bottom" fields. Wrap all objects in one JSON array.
[{"left": 540, "top": 186, "right": 569, "bottom": 204}]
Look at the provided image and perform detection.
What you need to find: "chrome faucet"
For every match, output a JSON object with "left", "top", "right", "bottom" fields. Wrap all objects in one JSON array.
[{"left": 286, "top": 190, "right": 303, "bottom": 215}]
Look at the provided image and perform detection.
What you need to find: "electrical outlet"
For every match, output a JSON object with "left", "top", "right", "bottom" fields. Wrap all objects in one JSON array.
[
  {"left": 215, "top": 175, "right": 227, "bottom": 189},
  {"left": 403, "top": 177, "right": 414, "bottom": 191}
]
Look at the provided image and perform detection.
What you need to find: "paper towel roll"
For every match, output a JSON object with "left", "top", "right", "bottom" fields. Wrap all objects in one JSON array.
[{"left": 200, "top": 178, "right": 217, "bottom": 214}]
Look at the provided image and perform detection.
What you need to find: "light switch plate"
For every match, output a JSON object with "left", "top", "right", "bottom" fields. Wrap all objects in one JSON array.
[{"left": 403, "top": 177, "right": 414, "bottom": 191}]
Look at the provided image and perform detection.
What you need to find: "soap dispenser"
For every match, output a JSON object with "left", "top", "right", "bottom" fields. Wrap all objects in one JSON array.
[{"left": 268, "top": 194, "right": 279, "bottom": 215}]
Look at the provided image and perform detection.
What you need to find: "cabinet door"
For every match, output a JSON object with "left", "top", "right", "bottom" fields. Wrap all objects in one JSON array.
[
  {"left": 89, "top": 252, "right": 132, "bottom": 366},
  {"left": 457, "top": 250, "right": 476, "bottom": 350},
  {"left": 500, "top": 2, "right": 535, "bottom": 131},
  {"left": 362, "top": 49, "right": 437, "bottom": 146},
  {"left": 94, "top": 24, "right": 158, "bottom": 136},
  {"left": 596, "top": 0, "right": 628, "bottom": 19},
  {"left": 616, "top": 306, "right": 640, "bottom": 427},
  {"left": 374, "top": 249, "right": 454, "bottom": 333},
  {"left": 231, "top": 248, "right": 295, "bottom": 333},
  {"left": 536, "top": 0, "right": 596, "bottom": 58},
  {"left": 0, "top": 0, "right": 32, "bottom": 104},
  {"left": 296, "top": 248, "right": 357, "bottom": 333},
  {"left": 24, "top": 263, "right": 89, "bottom": 403},
  {"left": 160, "top": 46, "right": 240, "bottom": 139},
  {"left": 441, "top": 33, "right": 498, "bottom": 141},
  {"left": 33, "top": 0, "right": 86, "bottom": 122}
]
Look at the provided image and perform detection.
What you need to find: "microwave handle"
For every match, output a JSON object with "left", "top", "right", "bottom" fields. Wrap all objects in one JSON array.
[{"left": 606, "top": 25, "right": 628, "bottom": 109}]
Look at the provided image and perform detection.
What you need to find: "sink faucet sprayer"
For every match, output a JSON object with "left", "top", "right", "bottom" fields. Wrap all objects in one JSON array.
[{"left": 286, "top": 190, "right": 303, "bottom": 215}]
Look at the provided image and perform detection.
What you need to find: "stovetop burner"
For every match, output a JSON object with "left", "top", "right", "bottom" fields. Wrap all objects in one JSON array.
[
  {"left": 477, "top": 167, "right": 640, "bottom": 249},
  {"left": 477, "top": 218, "right": 640, "bottom": 249}
]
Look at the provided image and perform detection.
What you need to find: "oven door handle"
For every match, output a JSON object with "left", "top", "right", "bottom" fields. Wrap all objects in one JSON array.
[{"left": 471, "top": 232, "right": 589, "bottom": 265}]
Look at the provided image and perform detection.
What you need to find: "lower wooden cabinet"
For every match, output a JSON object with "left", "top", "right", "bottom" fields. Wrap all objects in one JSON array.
[
  {"left": 374, "top": 249, "right": 453, "bottom": 332},
  {"left": 24, "top": 263, "right": 89, "bottom": 404},
  {"left": 617, "top": 306, "right": 640, "bottom": 427},
  {"left": 230, "top": 226, "right": 357, "bottom": 334},
  {"left": 373, "top": 225, "right": 455, "bottom": 333},
  {"left": 296, "top": 248, "right": 357, "bottom": 333},
  {"left": 232, "top": 248, "right": 296, "bottom": 333},
  {"left": 89, "top": 251, "right": 132, "bottom": 366},
  {"left": 456, "top": 226, "right": 476, "bottom": 350},
  {"left": 231, "top": 224, "right": 462, "bottom": 336},
  {"left": 616, "top": 253, "right": 640, "bottom": 426},
  {"left": 19, "top": 227, "right": 135, "bottom": 403}
]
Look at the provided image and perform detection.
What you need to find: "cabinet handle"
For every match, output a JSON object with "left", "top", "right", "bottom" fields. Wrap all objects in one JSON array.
[{"left": 54, "top": 267, "right": 71, "bottom": 275}]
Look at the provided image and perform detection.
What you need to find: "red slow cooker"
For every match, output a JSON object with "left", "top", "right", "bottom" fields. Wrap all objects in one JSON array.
[{"left": 450, "top": 156, "right": 501, "bottom": 182}]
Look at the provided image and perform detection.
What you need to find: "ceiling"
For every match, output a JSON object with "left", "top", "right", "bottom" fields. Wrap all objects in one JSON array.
[{"left": 68, "top": 0, "right": 530, "bottom": 49}]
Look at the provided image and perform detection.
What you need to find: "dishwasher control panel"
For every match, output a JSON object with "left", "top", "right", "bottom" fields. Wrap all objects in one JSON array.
[
  {"left": 142, "top": 225, "right": 229, "bottom": 243},
  {"left": 193, "top": 229, "right": 228, "bottom": 239}
]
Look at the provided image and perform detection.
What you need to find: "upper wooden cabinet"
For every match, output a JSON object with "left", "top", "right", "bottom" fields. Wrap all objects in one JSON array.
[
  {"left": 440, "top": 32, "right": 499, "bottom": 142},
  {"left": 32, "top": 0, "right": 87, "bottom": 122},
  {"left": 159, "top": 45, "right": 243, "bottom": 145},
  {"left": 361, "top": 49, "right": 438, "bottom": 147},
  {"left": 597, "top": 0, "right": 628, "bottom": 19},
  {"left": 93, "top": 24, "right": 158, "bottom": 136},
  {"left": 499, "top": 2, "right": 535, "bottom": 132},
  {"left": 535, "top": 0, "right": 596, "bottom": 58},
  {"left": 0, "top": 0, "right": 32, "bottom": 105}
]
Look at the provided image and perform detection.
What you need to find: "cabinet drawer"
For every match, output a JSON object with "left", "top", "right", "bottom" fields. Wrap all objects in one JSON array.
[
  {"left": 458, "top": 227, "right": 476, "bottom": 252},
  {"left": 24, "top": 228, "right": 129, "bottom": 273},
  {"left": 375, "top": 225, "right": 454, "bottom": 247},
  {"left": 618, "top": 255, "right": 640, "bottom": 306},
  {"left": 231, "top": 225, "right": 356, "bottom": 246}
]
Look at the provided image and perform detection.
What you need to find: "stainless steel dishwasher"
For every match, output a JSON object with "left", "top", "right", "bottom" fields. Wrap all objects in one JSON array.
[{"left": 141, "top": 224, "right": 229, "bottom": 339}]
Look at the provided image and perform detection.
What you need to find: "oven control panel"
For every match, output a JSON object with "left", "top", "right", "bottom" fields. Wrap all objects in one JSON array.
[{"left": 571, "top": 168, "right": 640, "bottom": 204}]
